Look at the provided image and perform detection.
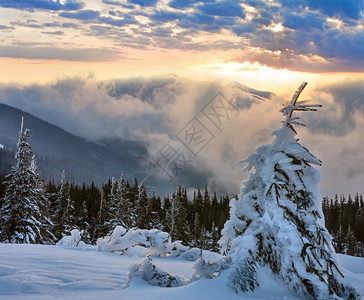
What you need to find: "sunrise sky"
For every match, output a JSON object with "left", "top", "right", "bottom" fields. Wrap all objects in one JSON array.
[
  {"left": 0, "top": 0, "right": 363, "bottom": 94},
  {"left": 0, "top": 0, "right": 364, "bottom": 197}
]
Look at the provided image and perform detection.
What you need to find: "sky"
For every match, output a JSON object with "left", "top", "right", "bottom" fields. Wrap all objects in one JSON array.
[{"left": 0, "top": 0, "right": 363, "bottom": 198}]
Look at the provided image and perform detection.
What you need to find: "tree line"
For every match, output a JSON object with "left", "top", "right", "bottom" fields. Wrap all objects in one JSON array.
[
  {"left": 322, "top": 194, "right": 364, "bottom": 257},
  {"left": 46, "top": 175, "right": 231, "bottom": 250},
  {"left": 0, "top": 118, "right": 230, "bottom": 249},
  {"left": 1, "top": 117, "right": 364, "bottom": 258}
]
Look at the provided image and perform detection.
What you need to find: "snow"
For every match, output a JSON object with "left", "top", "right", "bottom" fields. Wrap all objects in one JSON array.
[{"left": 0, "top": 243, "right": 363, "bottom": 299}]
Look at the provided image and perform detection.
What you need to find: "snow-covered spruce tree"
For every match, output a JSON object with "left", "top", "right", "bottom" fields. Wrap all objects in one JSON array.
[
  {"left": 29, "top": 155, "right": 55, "bottom": 241},
  {"left": 118, "top": 175, "right": 135, "bottom": 229},
  {"left": 220, "top": 83, "right": 358, "bottom": 299},
  {"left": 0, "top": 118, "right": 54, "bottom": 244},
  {"left": 53, "top": 170, "right": 74, "bottom": 239},
  {"left": 106, "top": 177, "right": 126, "bottom": 233},
  {"left": 165, "top": 187, "right": 189, "bottom": 244},
  {"left": 136, "top": 184, "right": 149, "bottom": 229}
]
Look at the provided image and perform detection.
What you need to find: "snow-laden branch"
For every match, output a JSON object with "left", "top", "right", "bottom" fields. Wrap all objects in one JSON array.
[{"left": 280, "top": 82, "right": 322, "bottom": 132}]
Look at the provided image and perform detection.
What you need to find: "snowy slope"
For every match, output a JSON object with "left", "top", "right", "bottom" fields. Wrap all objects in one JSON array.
[{"left": 0, "top": 243, "right": 363, "bottom": 300}]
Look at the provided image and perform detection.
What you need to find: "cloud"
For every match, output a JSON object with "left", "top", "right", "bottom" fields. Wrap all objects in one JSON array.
[
  {"left": 59, "top": 9, "right": 136, "bottom": 27},
  {"left": 0, "top": 76, "right": 278, "bottom": 195},
  {"left": 197, "top": 0, "right": 245, "bottom": 18},
  {"left": 0, "top": 24, "right": 14, "bottom": 30},
  {"left": 11, "top": 20, "right": 44, "bottom": 28},
  {"left": 1, "top": 0, "right": 364, "bottom": 72},
  {"left": 41, "top": 30, "right": 64, "bottom": 35},
  {"left": 127, "top": 0, "right": 158, "bottom": 7},
  {"left": 1, "top": 76, "right": 364, "bottom": 196},
  {"left": 303, "top": 80, "right": 364, "bottom": 136},
  {"left": 304, "top": 0, "right": 364, "bottom": 20},
  {"left": 0, "top": 0, "right": 84, "bottom": 12},
  {"left": 43, "top": 21, "right": 61, "bottom": 27},
  {"left": 61, "top": 22, "right": 79, "bottom": 28},
  {"left": 0, "top": 45, "right": 122, "bottom": 61},
  {"left": 283, "top": 11, "right": 325, "bottom": 30},
  {"left": 59, "top": 9, "right": 100, "bottom": 21},
  {"left": 168, "top": 0, "right": 199, "bottom": 9}
]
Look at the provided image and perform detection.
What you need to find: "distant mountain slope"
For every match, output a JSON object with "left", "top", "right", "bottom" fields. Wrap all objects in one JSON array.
[{"left": 0, "top": 103, "right": 147, "bottom": 184}]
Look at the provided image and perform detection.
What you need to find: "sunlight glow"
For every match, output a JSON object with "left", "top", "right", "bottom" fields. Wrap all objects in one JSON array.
[{"left": 266, "top": 23, "right": 284, "bottom": 32}]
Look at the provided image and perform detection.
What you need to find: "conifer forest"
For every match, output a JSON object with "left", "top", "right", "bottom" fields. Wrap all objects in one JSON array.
[{"left": 0, "top": 117, "right": 363, "bottom": 257}]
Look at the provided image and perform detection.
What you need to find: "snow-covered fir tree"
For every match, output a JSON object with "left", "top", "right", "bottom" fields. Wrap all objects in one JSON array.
[
  {"left": 136, "top": 184, "right": 149, "bottom": 229},
  {"left": 93, "top": 188, "right": 110, "bottom": 239},
  {"left": 166, "top": 186, "right": 189, "bottom": 244},
  {"left": 0, "top": 117, "right": 54, "bottom": 244},
  {"left": 119, "top": 175, "right": 135, "bottom": 229},
  {"left": 53, "top": 170, "right": 74, "bottom": 239},
  {"left": 106, "top": 177, "right": 125, "bottom": 233},
  {"left": 147, "top": 195, "right": 162, "bottom": 229},
  {"left": 220, "top": 83, "right": 358, "bottom": 299}
]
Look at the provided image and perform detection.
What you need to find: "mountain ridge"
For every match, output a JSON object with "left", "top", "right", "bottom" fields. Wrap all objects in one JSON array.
[{"left": 0, "top": 103, "right": 147, "bottom": 185}]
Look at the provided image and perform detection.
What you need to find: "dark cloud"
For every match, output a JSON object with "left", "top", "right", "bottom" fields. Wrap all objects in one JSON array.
[
  {"left": 0, "top": 0, "right": 84, "bottom": 12},
  {"left": 127, "top": 0, "right": 158, "bottom": 7},
  {"left": 102, "top": 0, "right": 124, "bottom": 6},
  {"left": 0, "top": 24, "right": 14, "bottom": 30},
  {"left": 315, "top": 29, "right": 364, "bottom": 61},
  {"left": 11, "top": 20, "right": 44, "bottom": 28},
  {"left": 151, "top": 10, "right": 184, "bottom": 23},
  {"left": 169, "top": 0, "right": 198, "bottom": 9},
  {"left": 62, "top": 22, "right": 79, "bottom": 28},
  {"left": 60, "top": 9, "right": 136, "bottom": 27},
  {"left": 0, "top": 45, "right": 121, "bottom": 61},
  {"left": 43, "top": 21, "right": 61, "bottom": 27},
  {"left": 169, "top": 0, "right": 215, "bottom": 10},
  {"left": 305, "top": 0, "right": 364, "bottom": 20},
  {"left": 59, "top": 9, "right": 100, "bottom": 21},
  {"left": 41, "top": 30, "right": 64, "bottom": 35},
  {"left": 283, "top": 12, "right": 325, "bottom": 30},
  {"left": 197, "top": 0, "right": 245, "bottom": 18}
]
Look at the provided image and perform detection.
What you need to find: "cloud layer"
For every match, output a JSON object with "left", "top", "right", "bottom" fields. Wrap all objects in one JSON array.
[
  {"left": 1, "top": 76, "right": 363, "bottom": 197},
  {"left": 0, "top": 0, "right": 363, "bottom": 71}
]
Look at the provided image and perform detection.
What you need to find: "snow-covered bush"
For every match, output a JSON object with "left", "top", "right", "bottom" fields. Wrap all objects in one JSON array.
[
  {"left": 181, "top": 247, "right": 202, "bottom": 261},
  {"left": 192, "top": 250, "right": 228, "bottom": 279},
  {"left": 220, "top": 83, "right": 359, "bottom": 299},
  {"left": 165, "top": 240, "right": 189, "bottom": 256},
  {"left": 57, "top": 229, "right": 85, "bottom": 247},
  {"left": 97, "top": 226, "right": 189, "bottom": 257},
  {"left": 127, "top": 258, "right": 187, "bottom": 287}
]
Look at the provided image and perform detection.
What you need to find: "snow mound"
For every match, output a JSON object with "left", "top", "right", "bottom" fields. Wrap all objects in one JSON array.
[
  {"left": 97, "top": 226, "right": 190, "bottom": 257},
  {"left": 128, "top": 258, "right": 188, "bottom": 287},
  {"left": 57, "top": 229, "right": 86, "bottom": 247}
]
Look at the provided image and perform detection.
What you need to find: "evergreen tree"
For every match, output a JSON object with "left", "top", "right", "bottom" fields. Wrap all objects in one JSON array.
[
  {"left": 202, "top": 184, "right": 211, "bottom": 231},
  {"left": 115, "top": 176, "right": 133, "bottom": 229},
  {"left": 77, "top": 198, "right": 91, "bottom": 243},
  {"left": 136, "top": 184, "right": 149, "bottom": 229},
  {"left": 192, "top": 213, "right": 201, "bottom": 247},
  {"left": 0, "top": 118, "right": 54, "bottom": 244},
  {"left": 147, "top": 195, "right": 162, "bottom": 229},
  {"left": 334, "top": 224, "right": 346, "bottom": 254},
  {"left": 93, "top": 188, "right": 110, "bottom": 239},
  {"left": 210, "top": 221, "right": 219, "bottom": 252},
  {"left": 106, "top": 177, "right": 125, "bottom": 232},
  {"left": 220, "top": 83, "right": 358, "bottom": 299},
  {"left": 346, "top": 225, "right": 356, "bottom": 256},
  {"left": 166, "top": 187, "right": 189, "bottom": 244},
  {"left": 53, "top": 170, "right": 74, "bottom": 239},
  {"left": 162, "top": 195, "right": 171, "bottom": 232}
]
